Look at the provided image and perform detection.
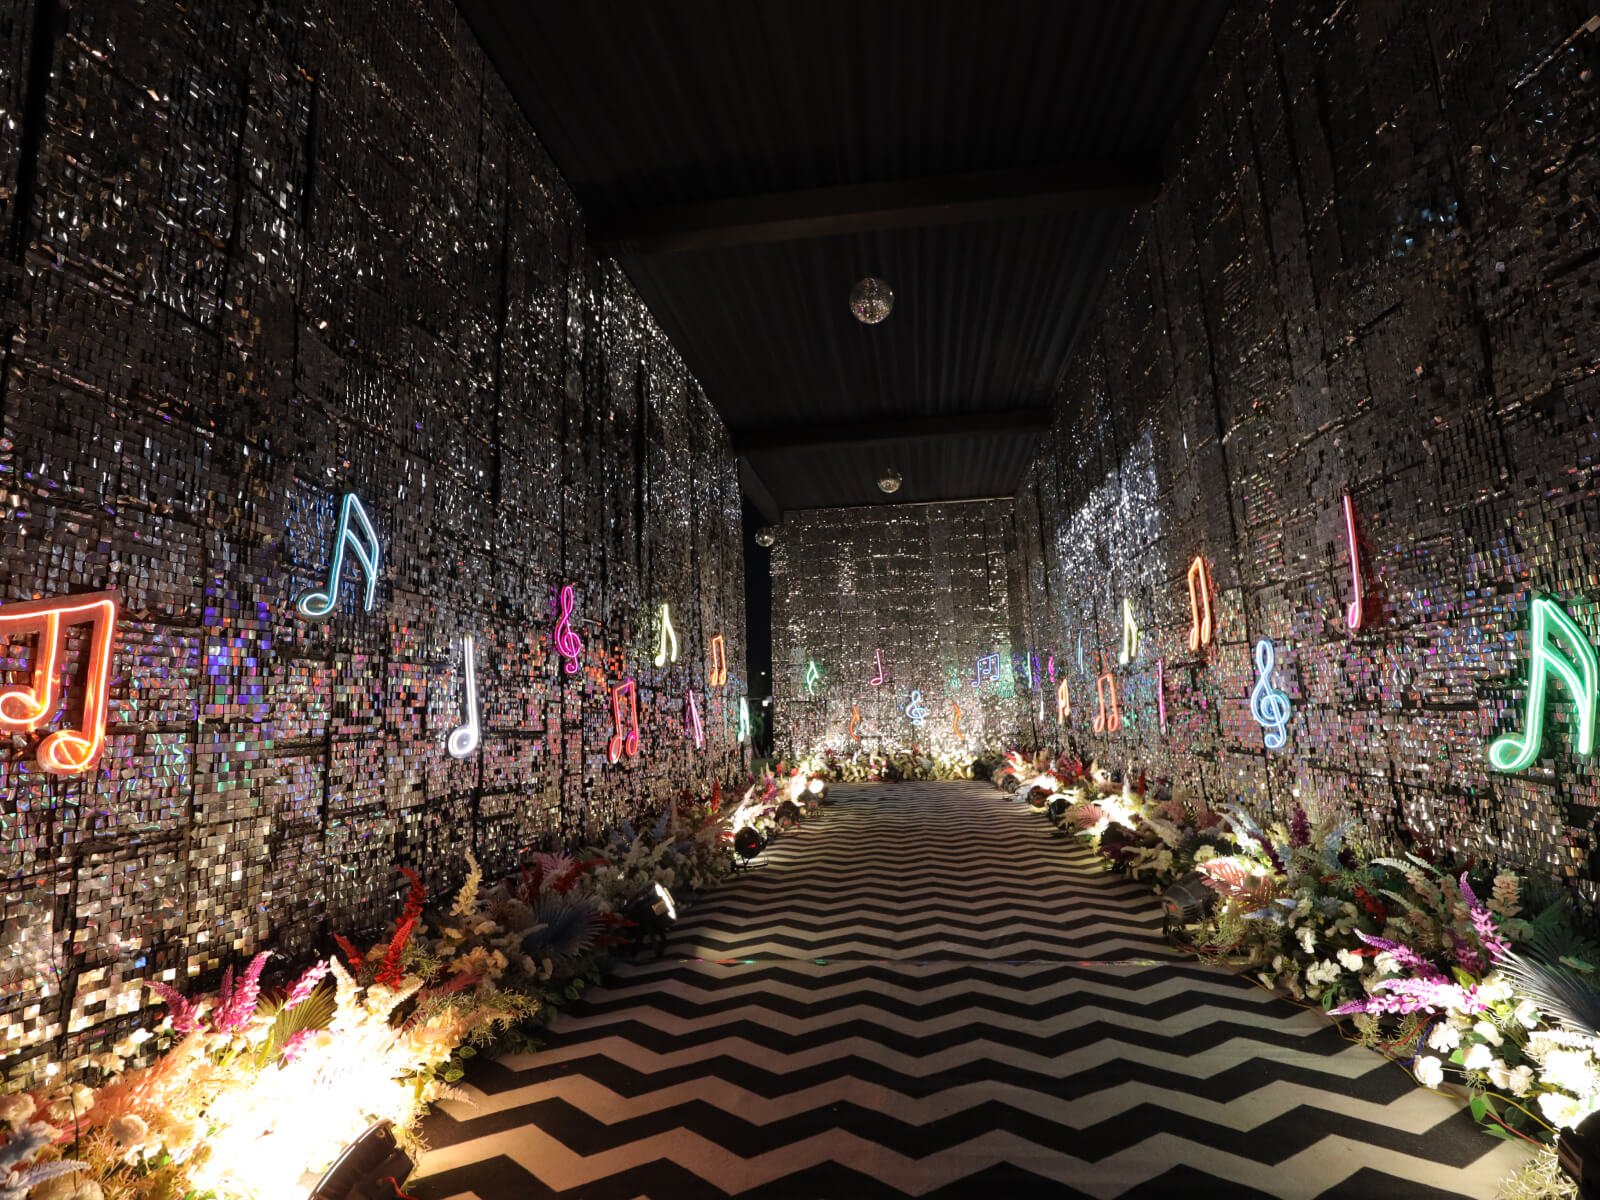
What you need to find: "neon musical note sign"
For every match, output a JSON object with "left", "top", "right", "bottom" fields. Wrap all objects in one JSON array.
[
  {"left": 1092, "top": 671, "right": 1121, "bottom": 734},
  {"left": 1156, "top": 658, "right": 1167, "bottom": 734},
  {"left": 1077, "top": 630, "right": 1084, "bottom": 674},
  {"left": 973, "top": 652, "right": 1000, "bottom": 688},
  {"left": 0, "top": 590, "right": 118, "bottom": 775},
  {"left": 708, "top": 633, "right": 728, "bottom": 687},
  {"left": 1056, "top": 678, "right": 1070, "bottom": 724},
  {"left": 553, "top": 584, "right": 584, "bottom": 675},
  {"left": 870, "top": 648, "right": 886, "bottom": 686},
  {"left": 653, "top": 604, "right": 679, "bottom": 667},
  {"left": 1047, "top": 652, "right": 1056, "bottom": 682},
  {"left": 1118, "top": 598, "right": 1140, "bottom": 664},
  {"left": 1249, "top": 639, "right": 1291, "bottom": 751},
  {"left": 849, "top": 704, "right": 862, "bottom": 741},
  {"left": 296, "top": 492, "right": 381, "bottom": 620},
  {"left": 684, "top": 689, "right": 704, "bottom": 749},
  {"left": 1489, "top": 596, "right": 1598, "bottom": 772},
  {"left": 737, "top": 697, "right": 752, "bottom": 744},
  {"left": 952, "top": 699, "right": 963, "bottom": 738},
  {"left": 1187, "top": 556, "right": 1214, "bottom": 651},
  {"left": 607, "top": 678, "right": 641, "bottom": 763},
  {"left": 904, "top": 689, "right": 929, "bottom": 727},
  {"left": 804, "top": 660, "right": 821, "bottom": 695},
  {"left": 447, "top": 635, "right": 481, "bottom": 759},
  {"left": 1343, "top": 494, "right": 1365, "bottom": 631}
]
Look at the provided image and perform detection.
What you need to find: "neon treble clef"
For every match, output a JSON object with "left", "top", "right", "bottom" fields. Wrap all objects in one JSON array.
[
  {"left": 553, "top": 584, "right": 584, "bottom": 674},
  {"left": 904, "top": 689, "right": 929, "bottom": 726},
  {"left": 1249, "top": 638, "right": 1291, "bottom": 751}
]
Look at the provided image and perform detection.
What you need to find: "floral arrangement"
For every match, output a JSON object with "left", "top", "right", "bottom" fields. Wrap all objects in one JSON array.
[
  {"left": 0, "top": 793, "right": 738, "bottom": 1200},
  {"left": 995, "top": 751, "right": 1600, "bottom": 1193},
  {"left": 810, "top": 748, "right": 993, "bottom": 783}
]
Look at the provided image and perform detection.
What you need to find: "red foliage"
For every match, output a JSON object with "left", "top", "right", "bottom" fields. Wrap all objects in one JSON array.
[
  {"left": 376, "top": 917, "right": 416, "bottom": 988},
  {"left": 333, "top": 933, "right": 365, "bottom": 972},
  {"left": 397, "top": 867, "right": 426, "bottom": 927}
]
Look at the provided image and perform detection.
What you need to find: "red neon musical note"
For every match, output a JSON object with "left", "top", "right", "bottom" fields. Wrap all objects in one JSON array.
[
  {"left": 708, "top": 633, "right": 728, "bottom": 688},
  {"left": 0, "top": 590, "right": 118, "bottom": 775},
  {"left": 1187, "top": 556, "right": 1214, "bottom": 651},
  {"left": 849, "top": 704, "right": 862, "bottom": 741},
  {"left": 1343, "top": 494, "right": 1365, "bottom": 631},
  {"left": 1091, "top": 671, "right": 1121, "bottom": 735},
  {"left": 607, "top": 678, "right": 640, "bottom": 763},
  {"left": 870, "top": 648, "right": 886, "bottom": 687},
  {"left": 553, "top": 584, "right": 584, "bottom": 674}
]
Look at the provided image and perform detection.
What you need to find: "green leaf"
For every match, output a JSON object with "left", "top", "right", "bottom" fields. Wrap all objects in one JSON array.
[
  {"left": 1482, "top": 1124, "right": 1515, "bottom": 1141},
  {"left": 1469, "top": 1094, "right": 1488, "bottom": 1122}
]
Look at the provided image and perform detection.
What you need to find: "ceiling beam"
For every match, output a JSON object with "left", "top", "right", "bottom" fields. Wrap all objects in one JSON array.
[
  {"left": 592, "top": 161, "right": 1160, "bottom": 256},
  {"left": 738, "top": 458, "right": 783, "bottom": 525},
  {"left": 730, "top": 408, "right": 1054, "bottom": 455}
]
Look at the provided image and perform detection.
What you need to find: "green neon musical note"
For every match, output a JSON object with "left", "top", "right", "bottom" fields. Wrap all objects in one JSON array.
[{"left": 1489, "top": 596, "right": 1598, "bottom": 772}]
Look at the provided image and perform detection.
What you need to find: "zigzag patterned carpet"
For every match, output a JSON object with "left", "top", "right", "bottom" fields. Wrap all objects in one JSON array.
[{"left": 410, "top": 781, "right": 1530, "bottom": 1199}]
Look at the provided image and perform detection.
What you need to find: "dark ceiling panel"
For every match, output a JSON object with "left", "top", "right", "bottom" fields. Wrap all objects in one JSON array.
[{"left": 459, "top": 0, "right": 1227, "bottom": 509}]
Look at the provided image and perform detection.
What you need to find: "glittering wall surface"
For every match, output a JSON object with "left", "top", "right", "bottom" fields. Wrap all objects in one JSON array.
[
  {"left": 1013, "top": 1, "right": 1600, "bottom": 894},
  {"left": 772, "top": 502, "right": 1029, "bottom": 759},
  {"left": 0, "top": 0, "right": 744, "bottom": 1071}
]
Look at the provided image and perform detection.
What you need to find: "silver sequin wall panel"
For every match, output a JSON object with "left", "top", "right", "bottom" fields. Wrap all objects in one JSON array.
[
  {"left": 0, "top": 0, "right": 746, "bottom": 1073},
  {"left": 1009, "top": 1, "right": 1600, "bottom": 902},
  {"left": 772, "top": 503, "right": 1029, "bottom": 759}
]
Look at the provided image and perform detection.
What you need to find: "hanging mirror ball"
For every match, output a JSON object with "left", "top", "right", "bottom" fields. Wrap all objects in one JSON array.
[
  {"left": 878, "top": 467, "right": 902, "bottom": 494},
  {"left": 849, "top": 276, "right": 894, "bottom": 324},
  {"left": 754, "top": 526, "right": 777, "bottom": 548}
]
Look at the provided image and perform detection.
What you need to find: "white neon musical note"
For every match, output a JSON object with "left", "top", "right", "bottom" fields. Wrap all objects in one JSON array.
[
  {"left": 684, "top": 689, "right": 704, "bottom": 749},
  {"left": 1343, "top": 494, "right": 1365, "bottom": 631},
  {"left": 296, "top": 492, "right": 381, "bottom": 620},
  {"left": 653, "top": 604, "right": 679, "bottom": 667},
  {"left": 870, "top": 648, "right": 886, "bottom": 686},
  {"left": 447, "top": 635, "right": 480, "bottom": 759}
]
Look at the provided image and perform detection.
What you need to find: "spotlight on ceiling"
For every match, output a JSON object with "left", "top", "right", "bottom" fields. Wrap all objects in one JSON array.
[
  {"left": 878, "top": 467, "right": 902, "bottom": 494},
  {"left": 849, "top": 276, "right": 893, "bottom": 324},
  {"left": 620, "top": 881, "right": 677, "bottom": 958},
  {"left": 754, "top": 526, "right": 777, "bottom": 548}
]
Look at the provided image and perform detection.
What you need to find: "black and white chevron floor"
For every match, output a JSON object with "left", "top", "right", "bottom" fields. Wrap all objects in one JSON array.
[{"left": 410, "top": 781, "right": 1531, "bottom": 1199}]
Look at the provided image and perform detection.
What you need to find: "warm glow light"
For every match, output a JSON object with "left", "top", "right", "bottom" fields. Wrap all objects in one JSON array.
[
  {"left": 553, "top": 584, "right": 584, "bottom": 674},
  {"left": 653, "top": 604, "right": 679, "bottom": 667},
  {"left": 685, "top": 689, "right": 704, "bottom": 749},
  {"left": 904, "top": 689, "right": 929, "bottom": 727},
  {"left": 1092, "top": 671, "right": 1121, "bottom": 734},
  {"left": 608, "top": 678, "right": 641, "bottom": 763},
  {"left": 1187, "top": 556, "right": 1214, "bottom": 651},
  {"left": 708, "top": 633, "right": 728, "bottom": 687},
  {"left": 870, "top": 647, "right": 886, "bottom": 686},
  {"left": 1249, "top": 638, "right": 1291, "bottom": 751},
  {"left": 654, "top": 881, "right": 677, "bottom": 921},
  {"left": 0, "top": 590, "right": 118, "bottom": 775},
  {"left": 1490, "top": 596, "right": 1598, "bottom": 772},
  {"left": 1343, "top": 494, "right": 1365, "bottom": 631},
  {"left": 296, "top": 492, "right": 381, "bottom": 620},
  {"left": 447, "top": 635, "right": 481, "bottom": 759},
  {"left": 1056, "top": 678, "right": 1070, "bottom": 724},
  {"left": 1118, "top": 598, "right": 1140, "bottom": 664},
  {"left": 807, "top": 778, "right": 824, "bottom": 795}
]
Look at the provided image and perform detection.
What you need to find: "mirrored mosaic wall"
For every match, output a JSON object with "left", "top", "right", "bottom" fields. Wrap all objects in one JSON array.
[
  {"left": 772, "top": 502, "right": 1029, "bottom": 759},
  {"left": 0, "top": 0, "right": 745, "bottom": 1073},
  {"left": 1012, "top": 1, "right": 1600, "bottom": 895}
]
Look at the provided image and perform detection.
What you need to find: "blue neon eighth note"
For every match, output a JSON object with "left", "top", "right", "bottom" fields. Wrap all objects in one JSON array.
[{"left": 296, "top": 492, "right": 381, "bottom": 620}]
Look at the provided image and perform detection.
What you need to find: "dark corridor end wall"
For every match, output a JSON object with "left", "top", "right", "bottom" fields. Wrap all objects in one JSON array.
[{"left": 1014, "top": 0, "right": 1600, "bottom": 899}]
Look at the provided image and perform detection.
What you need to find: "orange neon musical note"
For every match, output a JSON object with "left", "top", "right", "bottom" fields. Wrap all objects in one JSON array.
[
  {"left": 0, "top": 590, "right": 118, "bottom": 775},
  {"left": 708, "top": 633, "right": 728, "bottom": 687},
  {"left": 952, "top": 700, "right": 964, "bottom": 738},
  {"left": 849, "top": 704, "right": 862, "bottom": 741},
  {"left": 607, "top": 678, "right": 641, "bottom": 763},
  {"left": 1091, "top": 671, "right": 1121, "bottom": 734},
  {"left": 1056, "top": 678, "right": 1070, "bottom": 724},
  {"left": 1187, "top": 556, "right": 1214, "bottom": 651}
]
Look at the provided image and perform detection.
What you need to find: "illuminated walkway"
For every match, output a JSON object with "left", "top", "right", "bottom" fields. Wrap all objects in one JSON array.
[{"left": 411, "top": 781, "right": 1528, "bottom": 1199}]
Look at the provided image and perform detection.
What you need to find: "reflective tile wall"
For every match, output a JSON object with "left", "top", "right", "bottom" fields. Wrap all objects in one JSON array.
[{"left": 0, "top": 0, "right": 745, "bottom": 1072}]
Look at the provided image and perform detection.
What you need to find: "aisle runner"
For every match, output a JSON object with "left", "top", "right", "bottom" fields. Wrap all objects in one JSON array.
[{"left": 412, "top": 782, "right": 1528, "bottom": 1199}]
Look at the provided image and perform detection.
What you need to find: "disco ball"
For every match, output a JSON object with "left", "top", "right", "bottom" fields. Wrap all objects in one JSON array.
[
  {"left": 849, "top": 276, "right": 894, "bottom": 324},
  {"left": 878, "top": 467, "right": 902, "bottom": 494},
  {"left": 754, "top": 526, "right": 776, "bottom": 548}
]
